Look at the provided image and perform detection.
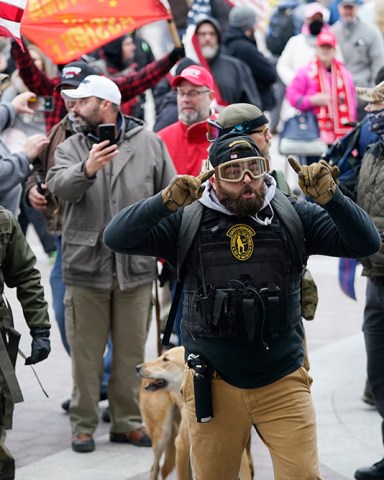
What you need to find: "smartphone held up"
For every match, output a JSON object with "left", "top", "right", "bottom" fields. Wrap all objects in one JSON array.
[
  {"left": 28, "top": 96, "right": 54, "bottom": 112},
  {"left": 98, "top": 124, "right": 116, "bottom": 146}
]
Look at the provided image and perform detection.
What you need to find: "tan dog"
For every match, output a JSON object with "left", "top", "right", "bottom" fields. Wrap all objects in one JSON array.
[
  {"left": 137, "top": 346, "right": 188, "bottom": 480},
  {"left": 137, "top": 346, "right": 253, "bottom": 480}
]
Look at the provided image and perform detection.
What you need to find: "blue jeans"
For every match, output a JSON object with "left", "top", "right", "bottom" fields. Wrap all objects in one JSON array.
[
  {"left": 363, "top": 277, "right": 384, "bottom": 443},
  {"left": 49, "top": 236, "right": 69, "bottom": 354}
]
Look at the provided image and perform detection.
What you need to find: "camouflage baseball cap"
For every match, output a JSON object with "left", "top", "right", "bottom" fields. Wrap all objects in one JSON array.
[{"left": 356, "top": 81, "right": 384, "bottom": 103}]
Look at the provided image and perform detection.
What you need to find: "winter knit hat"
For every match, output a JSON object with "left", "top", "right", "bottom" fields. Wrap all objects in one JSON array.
[
  {"left": 208, "top": 132, "right": 262, "bottom": 168},
  {"left": 228, "top": 6, "right": 257, "bottom": 30}
]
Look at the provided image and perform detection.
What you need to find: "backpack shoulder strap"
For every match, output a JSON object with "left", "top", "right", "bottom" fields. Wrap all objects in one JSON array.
[
  {"left": 270, "top": 169, "right": 292, "bottom": 196},
  {"left": 162, "top": 201, "right": 204, "bottom": 346},
  {"left": 271, "top": 189, "right": 307, "bottom": 266},
  {"left": 177, "top": 201, "right": 204, "bottom": 279}
]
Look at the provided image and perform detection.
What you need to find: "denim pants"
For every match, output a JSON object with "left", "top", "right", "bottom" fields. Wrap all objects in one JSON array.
[{"left": 49, "top": 236, "right": 69, "bottom": 354}]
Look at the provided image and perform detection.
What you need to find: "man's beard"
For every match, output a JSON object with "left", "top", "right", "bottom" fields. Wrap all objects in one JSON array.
[
  {"left": 200, "top": 45, "right": 219, "bottom": 60},
  {"left": 260, "top": 143, "right": 271, "bottom": 163},
  {"left": 179, "top": 109, "right": 200, "bottom": 125},
  {"left": 178, "top": 107, "right": 209, "bottom": 125},
  {"left": 73, "top": 116, "right": 97, "bottom": 134},
  {"left": 215, "top": 181, "right": 266, "bottom": 217}
]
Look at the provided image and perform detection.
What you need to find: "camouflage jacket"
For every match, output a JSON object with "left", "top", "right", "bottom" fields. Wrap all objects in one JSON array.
[{"left": 0, "top": 207, "right": 50, "bottom": 330}]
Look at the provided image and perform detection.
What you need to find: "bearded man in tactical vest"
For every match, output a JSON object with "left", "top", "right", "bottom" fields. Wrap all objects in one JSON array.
[{"left": 103, "top": 133, "right": 380, "bottom": 479}]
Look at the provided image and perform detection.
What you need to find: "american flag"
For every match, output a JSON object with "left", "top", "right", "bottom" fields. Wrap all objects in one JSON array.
[{"left": 0, "top": 0, "right": 27, "bottom": 47}]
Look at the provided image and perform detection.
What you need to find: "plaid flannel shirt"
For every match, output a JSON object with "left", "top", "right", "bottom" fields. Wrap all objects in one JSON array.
[{"left": 11, "top": 41, "right": 176, "bottom": 132}]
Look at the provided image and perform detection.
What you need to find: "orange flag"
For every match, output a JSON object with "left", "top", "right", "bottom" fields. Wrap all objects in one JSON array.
[{"left": 21, "top": 0, "right": 171, "bottom": 64}]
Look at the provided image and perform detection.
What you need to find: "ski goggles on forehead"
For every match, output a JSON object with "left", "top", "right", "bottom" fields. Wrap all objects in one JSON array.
[
  {"left": 206, "top": 117, "right": 268, "bottom": 142},
  {"left": 217, "top": 156, "right": 268, "bottom": 183}
]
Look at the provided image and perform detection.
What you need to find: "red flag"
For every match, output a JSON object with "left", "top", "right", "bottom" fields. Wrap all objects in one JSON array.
[
  {"left": 0, "top": 0, "right": 27, "bottom": 48},
  {"left": 21, "top": 0, "right": 171, "bottom": 64}
]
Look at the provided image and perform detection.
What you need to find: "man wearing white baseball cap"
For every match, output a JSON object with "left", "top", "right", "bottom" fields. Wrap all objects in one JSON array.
[
  {"left": 46, "top": 73, "right": 176, "bottom": 453},
  {"left": 61, "top": 74, "right": 122, "bottom": 106}
]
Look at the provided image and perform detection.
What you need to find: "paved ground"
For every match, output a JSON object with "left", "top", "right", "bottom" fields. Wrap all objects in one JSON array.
[{"left": 5, "top": 144, "right": 383, "bottom": 479}]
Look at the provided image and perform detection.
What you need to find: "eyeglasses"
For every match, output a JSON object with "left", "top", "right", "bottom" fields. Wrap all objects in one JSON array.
[
  {"left": 196, "top": 31, "right": 217, "bottom": 38},
  {"left": 176, "top": 88, "right": 211, "bottom": 99},
  {"left": 251, "top": 125, "right": 269, "bottom": 136},
  {"left": 206, "top": 118, "right": 269, "bottom": 142},
  {"left": 217, "top": 157, "right": 268, "bottom": 183}
]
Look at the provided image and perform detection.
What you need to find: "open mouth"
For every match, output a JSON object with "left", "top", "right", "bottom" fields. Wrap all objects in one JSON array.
[{"left": 143, "top": 379, "right": 168, "bottom": 391}]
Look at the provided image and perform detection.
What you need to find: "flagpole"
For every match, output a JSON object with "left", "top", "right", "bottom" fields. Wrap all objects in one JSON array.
[{"left": 167, "top": 12, "right": 182, "bottom": 48}]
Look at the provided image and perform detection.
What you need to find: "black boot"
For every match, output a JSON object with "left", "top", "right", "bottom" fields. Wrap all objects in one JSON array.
[
  {"left": 355, "top": 458, "right": 384, "bottom": 479},
  {"left": 0, "top": 443, "right": 15, "bottom": 480},
  {"left": 362, "top": 379, "right": 376, "bottom": 407}
]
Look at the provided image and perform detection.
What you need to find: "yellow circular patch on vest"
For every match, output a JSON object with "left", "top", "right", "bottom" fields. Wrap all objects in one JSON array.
[{"left": 226, "top": 224, "right": 256, "bottom": 261}]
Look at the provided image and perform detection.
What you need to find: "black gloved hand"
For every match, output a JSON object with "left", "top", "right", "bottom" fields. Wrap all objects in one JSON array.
[
  {"left": 169, "top": 45, "right": 185, "bottom": 63},
  {"left": 25, "top": 327, "right": 51, "bottom": 365}
]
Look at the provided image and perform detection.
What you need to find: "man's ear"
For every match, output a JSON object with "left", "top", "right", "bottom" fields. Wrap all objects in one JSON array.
[
  {"left": 210, "top": 172, "right": 217, "bottom": 191},
  {"left": 100, "top": 99, "right": 112, "bottom": 112}
]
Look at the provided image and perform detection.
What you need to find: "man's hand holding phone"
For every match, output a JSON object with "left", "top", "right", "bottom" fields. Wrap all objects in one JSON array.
[
  {"left": 28, "top": 96, "right": 54, "bottom": 112},
  {"left": 11, "top": 91, "right": 39, "bottom": 115},
  {"left": 84, "top": 124, "right": 119, "bottom": 178}
]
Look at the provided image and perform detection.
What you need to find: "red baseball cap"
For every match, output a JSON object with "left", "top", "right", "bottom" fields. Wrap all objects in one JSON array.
[
  {"left": 316, "top": 32, "right": 337, "bottom": 48},
  {"left": 171, "top": 65, "right": 214, "bottom": 90}
]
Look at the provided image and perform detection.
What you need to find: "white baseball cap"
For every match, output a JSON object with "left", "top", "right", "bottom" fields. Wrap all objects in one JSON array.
[{"left": 61, "top": 75, "right": 121, "bottom": 105}]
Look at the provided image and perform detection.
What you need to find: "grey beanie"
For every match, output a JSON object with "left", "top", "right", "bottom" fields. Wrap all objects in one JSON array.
[{"left": 228, "top": 6, "right": 257, "bottom": 30}]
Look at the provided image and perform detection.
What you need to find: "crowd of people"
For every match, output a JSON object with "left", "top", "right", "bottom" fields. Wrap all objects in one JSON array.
[{"left": 0, "top": 0, "right": 384, "bottom": 479}]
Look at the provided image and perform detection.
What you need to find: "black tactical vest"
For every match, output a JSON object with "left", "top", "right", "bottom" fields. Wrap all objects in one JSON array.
[{"left": 181, "top": 208, "right": 302, "bottom": 343}]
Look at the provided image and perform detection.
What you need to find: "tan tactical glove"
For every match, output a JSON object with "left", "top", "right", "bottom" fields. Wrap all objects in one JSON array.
[
  {"left": 161, "top": 170, "right": 215, "bottom": 212},
  {"left": 328, "top": 163, "right": 340, "bottom": 184},
  {"left": 288, "top": 157, "right": 337, "bottom": 205}
]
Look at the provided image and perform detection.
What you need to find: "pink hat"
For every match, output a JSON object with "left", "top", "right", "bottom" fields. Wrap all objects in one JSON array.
[
  {"left": 171, "top": 65, "right": 214, "bottom": 90},
  {"left": 305, "top": 2, "right": 328, "bottom": 19},
  {"left": 316, "top": 31, "right": 337, "bottom": 48}
]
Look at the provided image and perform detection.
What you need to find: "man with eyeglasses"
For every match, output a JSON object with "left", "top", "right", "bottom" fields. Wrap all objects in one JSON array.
[
  {"left": 104, "top": 132, "right": 380, "bottom": 480},
  {"left": 157, "top": 65, "right": 215, "bottom": 344},
  {"left": 157, "top": 65, "right": 214, "bottom": 177},
  {"left": 207, "top": 103, "right": 272, "bottom": 161}
]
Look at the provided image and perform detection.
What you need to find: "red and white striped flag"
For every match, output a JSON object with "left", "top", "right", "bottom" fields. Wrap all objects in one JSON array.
[{"left": 0, "top": 0, "right": 27, "bottom": 48}]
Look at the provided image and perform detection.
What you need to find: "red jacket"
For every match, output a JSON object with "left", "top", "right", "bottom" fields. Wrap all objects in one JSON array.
[{"left": 157, "top": 120, "right": 210, "bottom": 176}]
